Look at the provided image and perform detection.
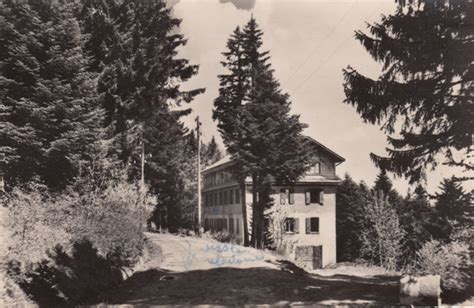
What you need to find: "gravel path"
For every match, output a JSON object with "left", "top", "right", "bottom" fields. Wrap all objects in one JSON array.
[{"left": 144, "top": 232, "right": 279, "bottom": 272}]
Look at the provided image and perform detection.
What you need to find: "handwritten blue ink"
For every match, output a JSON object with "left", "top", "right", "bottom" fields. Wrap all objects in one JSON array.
[
  {"left": 206, "top": 253, "right": 264, "bottom": 267},
  {"left": 202, "top": 243, "right": 246, "bottom": 254},
  {"left": 181, "top": 239, "right": 195, "bottom": 270}
]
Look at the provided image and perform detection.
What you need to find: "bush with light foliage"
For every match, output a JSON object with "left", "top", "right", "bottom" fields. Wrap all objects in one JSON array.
[
  {"left": 414, "top": 239, "right": 470, "bottom": 292},
  {"left": 1, "top": 166, "right": 156, "bottom": 305}
]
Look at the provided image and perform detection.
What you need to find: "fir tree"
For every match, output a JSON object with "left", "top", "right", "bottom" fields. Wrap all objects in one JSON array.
[
  {"left": 431, "top": 178, "right": 473, "bottom": 242},
  {"left": 336, "top": 174, "right": 368, "bottom": 262},
  {"left": 397, "top": 185, "right": 433, "bottom": 261},
  {"left": 343, "top": 0, "right": 473, "bottom": 183},
  {"left": 79, "top": 0, "right": 205, "bottom": 230},
  {"left": 214, "top": 17, "right": 312, "bottom": 247},
  {"left": 202, "top": 136, "right": 223, "bottom": 167},
  {"left": 0, "top": 1, "right": 102, "bottom": 189},
  {"left": 372, "top": 169, "right": 404, "bottom": 211},
  {"left": 373, "top": 169, "right": 393, "bottom": 196}
]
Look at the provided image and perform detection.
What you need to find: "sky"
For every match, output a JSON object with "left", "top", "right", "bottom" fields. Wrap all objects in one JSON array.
[{"left": 171, "top": 0, "right": 467, "bottom": 195}]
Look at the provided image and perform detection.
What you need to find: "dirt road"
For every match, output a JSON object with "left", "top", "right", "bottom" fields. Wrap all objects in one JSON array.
[
  {"left": 102, "top": 233, "right": 401, "bottom": 306},
  {"left": 145, "top": 232, "right": 279, "bottom": 272}
]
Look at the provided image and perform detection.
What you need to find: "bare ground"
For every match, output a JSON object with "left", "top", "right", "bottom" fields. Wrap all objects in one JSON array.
[{"left": 99, "top": 233, "right": 401, "bottom": 306}]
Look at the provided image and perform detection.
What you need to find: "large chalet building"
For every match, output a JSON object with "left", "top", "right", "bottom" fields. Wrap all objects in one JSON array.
[{"left": 201, "top": 137, "right": 344, "bottom": 268}]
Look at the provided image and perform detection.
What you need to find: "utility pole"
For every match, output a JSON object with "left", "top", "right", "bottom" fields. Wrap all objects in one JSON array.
[
  {"left": 141, "top": 141, "right": 145, "bottom": 194},
  {"left": 196, "top": 116, "right": 202, "bottom": 235},
  {"left": 0, "top": 152, "right": 5, "bottom": 193},
  {"left": 139, "top": 131, "right": 145, "bottom": 232}
]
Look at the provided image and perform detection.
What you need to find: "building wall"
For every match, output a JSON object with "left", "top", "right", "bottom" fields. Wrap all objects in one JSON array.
[
  {"left": 309, "top": 150, "right": 337, "bottom": 179},
  {"left": 201, "top": 151, "right": 340, "bottom": 267},
  {"left": 275, "top": 185, "right": 337, "bottom": 267},
  {"left": 202, "top": 164, "right": 246, "bottom": 243}
]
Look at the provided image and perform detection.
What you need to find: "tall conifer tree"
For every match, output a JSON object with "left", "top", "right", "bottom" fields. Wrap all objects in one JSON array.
[
  {"left": 214, "top": 17, "right": 312, "bottom": 248},
  {"left": 0, "top": 1, "right": 102, "bottom": 189},
  {"left": 78, "top": 0, "right": 205, "bottom": 230},
  {"left": 343, "top": 0, "right": 473, "bottom": 183}
]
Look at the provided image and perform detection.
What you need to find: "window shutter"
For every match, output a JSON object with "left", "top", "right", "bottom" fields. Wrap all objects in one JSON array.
[
  {"left": 305, "top": 191, "right": 311, "bottom": 205},
  {"left": 289, "top": 189, "right": 295, "bottom": 204},
  {"left": 305, "top": 218, "right": 311, "bottom": 234},
  {"left": 280, "top": 189, "right": 286, "bottom": 205},
  {"left": 294, "top": 218, "right": 300, "bottom": 233},
  {"left": 319, "top": 190, "right": 324, "bottom": 205}
]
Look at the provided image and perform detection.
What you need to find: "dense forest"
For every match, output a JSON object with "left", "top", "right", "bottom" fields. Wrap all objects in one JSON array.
[
  {"left": 336, "top": 171, "right": 472, "bottom": 293},
  {"left": 0, "top": 0, "right": 221, "bottom": 305},
  {"left": 0, "top": 0, "right": 471, "bottom": 306}
]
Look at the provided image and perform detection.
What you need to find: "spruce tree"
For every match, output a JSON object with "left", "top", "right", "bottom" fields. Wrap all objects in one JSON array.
[
  {"left": 397, "top": 185, "right": 433, "bottom": 261},
  {"left": 79, "top": 0, "right": 205, "bottom": 230},
  {"left": 343, "top": 0, "right": 473, "bottom": 183},
  {"left": 214, "top": 17, "right": 312, "bottom": 248},
  {"left": 0, "top": 1, "right": 102, "bottom": 189},
  {"left": 431, "top": 178, "right": 472, "bottom": 242},
  {"left": 373, "top": 169, "right": 393, "bottom": 196},
  {"left": 202, "top": 136, "right": 223, "bottom": 167},
  {"left": 336, "top": 174, "right": 367, "bottom": 262}
]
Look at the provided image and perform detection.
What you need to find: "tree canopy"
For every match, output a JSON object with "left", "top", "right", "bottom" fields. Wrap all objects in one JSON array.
[
  {"left": 343, "top": 0, "right": 473, "bottom": 183},
  {"left": 79, "top": 0, "right": 205, "bottom": 230},
  {"left": 0, "top": 1, "right": 102, "bottom": 189},
  {"left": 214, "top": 17, "right": 312, "bottom": 247}
]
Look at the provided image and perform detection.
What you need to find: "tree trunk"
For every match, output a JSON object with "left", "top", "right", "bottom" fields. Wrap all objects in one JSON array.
[
  {"left": 250, "top": 174, "right": 260, "bottom": 248},
  {"left": 240, "top": 182, "right": 249, "bottom": 246}
]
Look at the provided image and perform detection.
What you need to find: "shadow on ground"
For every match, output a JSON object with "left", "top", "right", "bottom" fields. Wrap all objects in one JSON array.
[{"left": 101, "top": 267, "right": 400, "bottom": 306}]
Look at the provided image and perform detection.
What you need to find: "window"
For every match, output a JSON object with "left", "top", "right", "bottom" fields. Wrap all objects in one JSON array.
[
  {"left": 214, "top": 192, "right": 218, "bottom": 206},
  {"left": 305, "top": 189, "right": 324, "bottom": 205},
  {"left": 235, "top": 188, "right": 240, "bottom": 203},
  {"left": 280, "top": 188, "right": 294, "bottom": 205},
  {"left": 306, "top": 217, "right": 319, "bottom": 234},
  {"left": 284, "top": 218, "right": 299, "bottom": 233},
  {"left": 205, "top": 194, "right": 209, "bottom": 207},
  {"left": 280, "top": 188, "right": 287, "bottom": 205},
  {"left": 229, "top": 189, "right": 234, "bottom": 204},
  {"left": 224, "top": 190, "right": 228, "bottom": 205},
  {"left": 219, "top": 191, "right": 223, "bottom": 205},
  {"left": 236, "top": 218, "right": 240, "bottom": 234},
  {"left": 309, "top": 162, "right": 321, "bottom": 175},
  {"left": 229, "top": 217, "right": 234, "bottom": 233}
]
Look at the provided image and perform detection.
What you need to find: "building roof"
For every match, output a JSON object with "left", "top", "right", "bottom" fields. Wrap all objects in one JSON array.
[
  {"left": 203, "top": 155, "right": 233, "bottom": 173},
  {"left": 203, "top": 136, "right": 345, "bottom": 173},
  {"left": 305, "top": 136, "right": 345, "bottom": 164}
]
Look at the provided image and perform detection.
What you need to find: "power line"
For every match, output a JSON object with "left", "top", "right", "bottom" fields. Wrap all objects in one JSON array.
[
  {"left": 284, "top": 0, "right": 358, "bottom": 85},
  {"left": 290, "top": 4, "right": 384, "bottom": 95}
]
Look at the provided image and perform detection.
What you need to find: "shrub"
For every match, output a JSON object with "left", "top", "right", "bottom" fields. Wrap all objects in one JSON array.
[
  {"left": 7, "top": 240, "right": 123, "bottom": 306},
  {"left": 1, "top": 171, "right": 156, "bottom": 305},
  {"left": 414, "top": 239, "right": 470, "bottom": 292},
  {"left": 212, "top": 230, "right": 235, "bottom": 243},
  {"left": 1, "top": 184, "right": 72, "bottom": 273},
  {"left": 360, "top": 191, "right": 405, "bottom": 271}
]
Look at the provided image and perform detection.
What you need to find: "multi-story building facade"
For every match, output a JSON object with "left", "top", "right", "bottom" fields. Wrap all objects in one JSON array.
[{"left": 201, "top": 137, "right": 344, "bottom": 267}]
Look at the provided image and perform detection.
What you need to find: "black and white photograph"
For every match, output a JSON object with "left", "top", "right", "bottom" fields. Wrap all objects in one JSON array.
[{"left": 0, "top": 0, "right": 472, "bottom": 306}]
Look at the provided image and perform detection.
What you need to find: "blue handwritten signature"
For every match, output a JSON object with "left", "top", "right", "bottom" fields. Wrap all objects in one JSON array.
[
  {"left": 207, "top": 253, "right": 264, "bottom": 267},
  {"left": 182, "top": 240, "right": 195, "bottom": 270},
  {"left": 201, "top": 243, "right": 246, "bottom": 254},
  {"left": 181, "top": 241, "right": 265, "bottom": 269}
]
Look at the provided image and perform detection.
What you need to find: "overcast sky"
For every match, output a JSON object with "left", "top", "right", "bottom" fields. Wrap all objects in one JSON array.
[{"left": 172, "top": 0, "right": 463, "bottom": 195}]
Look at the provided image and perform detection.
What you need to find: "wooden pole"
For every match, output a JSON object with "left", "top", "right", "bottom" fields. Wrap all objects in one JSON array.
[
  {"left": 196, "top": 116, "right": 202, "bottom": 235},
  {"left": 0, "top": 152, "right": 4, "bottom": 193}
]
